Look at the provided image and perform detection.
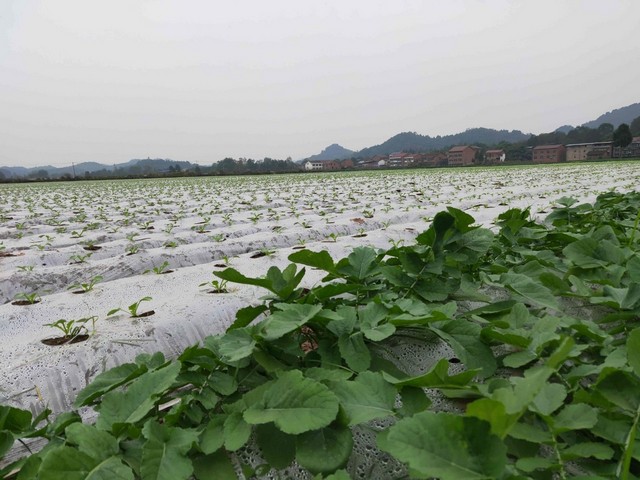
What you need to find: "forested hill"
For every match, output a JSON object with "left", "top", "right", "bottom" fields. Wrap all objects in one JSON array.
[
  {"left": 582, "top": 103, "right": 640, "bottom": 129},
  {"left": 356, "top": 128, "right": 530, "bottom": 157}
]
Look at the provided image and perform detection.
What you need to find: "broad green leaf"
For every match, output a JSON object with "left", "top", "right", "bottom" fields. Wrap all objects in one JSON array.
[
  {"left": 0, "top": 406, "right": 32, "bottom": 458},
  {"left": 502, "top": 350, "right": 537, "bottom": 368},
  {"left": 383, "top": 358, "right": 478, "bottom": 388},
  {"left": 561, "top": 442, "right": 614, "bottom": 460},
  {"left": 398, "top": 386, "right": 431, "bottom": 417},
  {"left": 515, "top": 456, "right": 556, "bottom": 473},
  {"left": 381, "top": 411, "right": 507, "bottom": 479},
  {"left": 227, "top": 305, "right": 267, "bottom": 331},
  {"left": 466, "top": 398, "right": 517, "bottom": 439},
  {"left": 39, "top": 446, "right": 134, "bottom": 480},
  {"left": 338, "top": 332, "right": 371, "bottom": 372},
  {"left": 359, "top": 302, "right": 395, "bottom": 341},
  {"left": 199, "top": 416, "right": 225, "bottom": 454},
  {"left": 508, "top": 422, "right": 552, "bottom": 443},
  {"left": 628, "top": 328, "right": 640, "bottom": 376},
  {"left": 432, "top": 320, "right": 497, "bottom": 377},
  {"left": 531, "top": 383, "right": 567, "bottom": 416},
  {"left": 192, "top": 451, "right": 237, "bottom": 480},
  {"left": 216, "top": 328, "right": 256, "bottom": 362},
  {"left": 317, "top": 470, "right": 351, "bottom": 480},
  {"left": 65, "top": 423, "right": 119, "bottom": 462},
  {"left": 288, "top": 249, "right": 335, "bottom": 273},
  {"left": 295, "top": 424, "right": 353, "bottom": 474},
  {"left": 304, "top": 367, "right": 353, "bottom": 383},
  {"left": 243, "top": 370, "right": 339, "bottom": 434},
  {"left": 74, "top": 363, "right": 143, "bottom": 407},
  {"left": 259, "top": 304, "right": 322, "bottom": 341},
  {"left": 255, "top": 423, "right": 296, "bottom": 469},
  {"left": 140, "top": 420, "right": 198, "bottom": 480},
  {"left": 96, "top": 362, "right": 180, "bottom": 430},
  {"left": 336, "top": 247, "right": 378, "bottom": 280},
  {"left": 223, "top": 412, "right": 251, "bottom": 451},
  {"left": 553, "top": 404, "right": 598, "bottom": 432},
  {"left": 330, "top": 371, "right": 396, "bottom": 425},
  {"left": 501, "top": 272, "right": 558, "bottom": 310},
  {"left": 595, "top": 370, "right": 640, "bottom": 412}
]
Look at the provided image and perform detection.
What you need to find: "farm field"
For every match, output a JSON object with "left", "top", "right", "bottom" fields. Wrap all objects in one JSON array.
[{"left": 1, "top": 161, "right": 639, "bottom": 416}]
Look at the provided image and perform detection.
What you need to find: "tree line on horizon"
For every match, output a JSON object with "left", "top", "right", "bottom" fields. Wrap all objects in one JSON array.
[{"left": 1, "top": 117, "right": 639, "bottom": 182}]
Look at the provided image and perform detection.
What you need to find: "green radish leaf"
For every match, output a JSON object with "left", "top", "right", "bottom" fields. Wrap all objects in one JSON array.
[
  {"left": 595, "top": 370, "right": 640, "bottom": 412},
  {"left": 255, "top": 423, "right": 296, "bottom": 469},
  {"left": 330, "top": 371, "right": 396, "bottom": 425},
  {"left": 65, "top": 423, "right": 120, "bottom": 462},
  {"left": 259, "top": 304, "right": 322, "bottom": 341},
  {"left": 515, "top": 456, "right": 556, "bottom": 473},
  {"left": 398, "top": 386, "right": 432, "bottom": 417},
  {"left": 199, "top": 416, "right": 225, "bottom": 454},
  {"left": 628, "top": 328, "right": 640, "bottom": 376},
  {"left": 216, "top": 328, "right": 256, "bottom": 363},
  {"left": 192, "top": 451, "right": 237, "bottom": 480},
  {"left": 295, "top": 424, "right": 353, "bottom": 474},
  {"left": 223, "top": 412, "right": 251, "bottom": 451},
  {"left": 140, "top": 420, "right": 198, "bottom": 480},
  {"left": 288, "top": 249, "right": 335, "bottom": 273},
  {"left": 465, "top": 398, "right": 518, "bottom": 439},
  {"left": 561, "top": 442, "right": 614, "bottom": 460},
  {"left": 383, "top": 358, "right": 478, "bottom": 388},
  {"left": 338, "top": 332, "right": 371, "bottom": 372},
  {"left": 508, "top": 422, "right": 552, "bottom": 443},
  {"left": 96, "top": 362, "right": 180, "bottom": 430},
  {"left": 531, "top": 383, "right": 567, "bottom": 416},
  {"left": 336, "top": 247, "right": 379, "bottom": 280},
  {"left": 227, "top": 305, "right": 267, "bottom": 331},
  {"left": 39, "top": 446, "right": 134, "bottom": 480},
  {"left": 243, "top": 370, "right": 339, "bottom": 434},
  {"left": 380, "top": 411, "right": 507, "bottom": 479},
  {"left": 500, "top": 272, "right": 558, "bottom": 310},
  {"left": 432, "top": 320, "right": 496, "bottom": 377},
  {"left": 74, "top": 363, "right": 145, "bottom": 407},
  {"left": 552, "top": 404, "right": 598, "bottom": 432}
]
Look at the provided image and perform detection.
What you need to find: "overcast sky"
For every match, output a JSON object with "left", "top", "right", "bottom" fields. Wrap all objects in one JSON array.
[{"left": 1, "top": 1, "right": 638, "bottom": 167}]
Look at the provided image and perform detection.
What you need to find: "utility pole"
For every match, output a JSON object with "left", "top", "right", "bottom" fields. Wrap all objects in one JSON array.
[{"left": 72, "top": 162, "right": 76, "bottom": 179}]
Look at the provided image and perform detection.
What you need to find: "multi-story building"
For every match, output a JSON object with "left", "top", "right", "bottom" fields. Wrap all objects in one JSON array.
[
  {"left": 447, "top": 146, "right": 478, "bottom": 166},
  {"left": 566, "top": 142, "right": 612, "bottom": 161},
  {"left": 612, "top": 137, "right": 640, "bottom": 158},
  {"left": 532, "top": 145, "right": 566, "bottom": 164}
]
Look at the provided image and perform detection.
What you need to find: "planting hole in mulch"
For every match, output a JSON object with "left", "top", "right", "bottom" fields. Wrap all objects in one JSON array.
[
  {"left": 352, "top": 234, "right": 367, "bottom": 238},
  {"left": 83, "top": 245, "right": 102, "bottom": 251},
  {"left": 250, "top": 251, "right": 267, "bottom": 259},
  {"left": 449, "top": 357, "right": 461, "bottom": 364},
  {"left": 133, "top": 310, "right": 155, "bottom": 318},
  {"left": 12, "top": 300, "right": 41, "bottom": 306},
  {"left": 41, "top": 334, "right": 89, "bottom": 346},
  {"left": 292, "top": 245, "right": 306, "bottom": 250},
  {"left": 0, "top": 252, "right": 17, "bottom": 257},
  {"left": 207, "top": 289, "right": 228, "bottom": 294},
  {"left": 160, "top": 270, "right": 174, "bottom": 274},
  {"left": 71, "top": 290, "right": 87, "bottom": 295},
  {"left": 214, "top": 263, "right": 227, "bottom": 268}
]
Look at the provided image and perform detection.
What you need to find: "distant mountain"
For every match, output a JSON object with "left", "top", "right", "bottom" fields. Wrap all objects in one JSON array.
[
  {"left": 582, "top": 102, "right": 640, "bottom": 129},
  {"left": 356, "top": 128, "right": 531, "bottom": 157},
  {"left": 305, "top": 144, "right": 354, "bottom": 161},
  {"left": 0, "top": 158, "right": 194, "bottom": 179},
  {"left": 555, "top": 125, "right": 574, "bottom": 134}
]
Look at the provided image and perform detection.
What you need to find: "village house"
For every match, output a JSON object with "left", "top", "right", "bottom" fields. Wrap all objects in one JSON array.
[
  {"left": 303, "top": 159, "right": 340, "bottom": 171},
  {"left": 532, "top": 145, "right": 566, "bottom": 164},
  {"left": 484, "top": 149, "right": 506, "bottom": 163},
  {"left": 447, "top": 146, "right": 478, "bottom": 166},
  {"left": 421, "top": 152, "right": 447, "bottom": 167},
  {"left": 613, "top": 137, "right": 640, "bottom": 158},
  {"left": 388, "top": 152, "right": 415, "bottom": 168},
  {"left": 566, "top": 142, "right": 612, "bottom": 161}
]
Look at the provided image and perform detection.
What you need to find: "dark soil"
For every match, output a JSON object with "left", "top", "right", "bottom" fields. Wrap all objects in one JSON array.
[
  {"left": 133, "top": 310, "right": 155, "bottom": 318},
  {"left": 83, "top": 245, "right": 102, "bottom": 251},
  {"left": 41, "top": 334, "right": 89, "bottom": 346},
  {"left": 12, "top": 300, "right": 40, "bottom": 306}
]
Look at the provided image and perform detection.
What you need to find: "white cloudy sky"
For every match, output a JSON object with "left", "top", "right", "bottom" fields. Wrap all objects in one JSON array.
[{"left": 1, "top": 1, "right": 638, "bottom": 167}]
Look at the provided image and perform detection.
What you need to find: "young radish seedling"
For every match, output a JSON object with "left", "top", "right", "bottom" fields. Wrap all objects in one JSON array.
[
  {"left": 68, "top": 275, "right": 103, "bottom": 294},
  {"left": 108, "top": 297, "right": 154, "bottom": 318}
]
